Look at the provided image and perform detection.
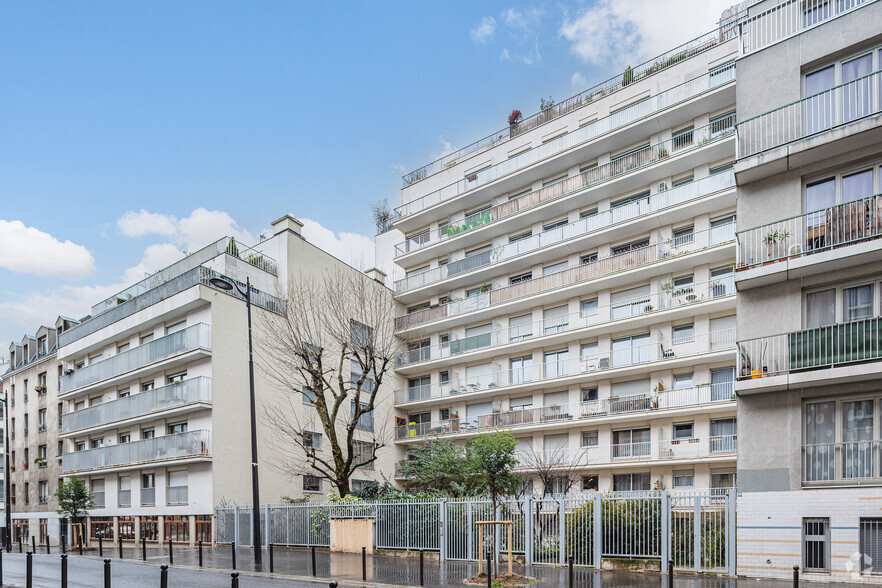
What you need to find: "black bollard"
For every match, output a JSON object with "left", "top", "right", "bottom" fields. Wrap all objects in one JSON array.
[
  {"left": 104, "top": 558, "right": 111, "bottom": 588},
  {"left": 78, "top": 535, "right": 83, "bottom": 556},
  {"left": 141, "top": 536, "right": 146, "bottom": 561},
  {"left": 26, "top": 551, "right": 33, "bottom": 588},
  {"left": 118, "top": 537, "right": 122, "bottom": 559},
  {"left": 793, "top": 565, "right": 799, "bottom": 588},
  {"left": 269, "top": 542, "right": 274, "bottom": 573},
  {"left": 61, "top": 554, "right": 68, "bottom": 588},
  {"left": 198, "top": 540, "right": 203, "bottom": 567},
  {"left": 18, "top": 537, "right": 21, "bottom": 553},
  {"left": 669, "top": 559, "right": 674, "bottom": 588},
  {"left": 568, "top": 555, "right": 574, "bottom": 588},
  {"left": 420, "top": 549, "right": 424, "bottom": 586},
  {"left": 168, "top": 538, "right": 173, "bottom": 565},
  {"left": 231, "top": 571, "right": 240, "bottom": 588},
  {"left": 31, "top": 535, "right": 36, "bottom": 554},
  {"left": 62, "top": 535, "right": 66, "bottom": 554},
  {"left": 46, "top": 536, "right": 51, "bottom": 555},
  {"left": 362, "top": 546, "right": 366, "bottom": 581},
  {"left": 99, "top": 534, "right": 103, "bottom": 557},
  {"left": 160, "top": 564, "right": 168, "bottom": 588},
  {"left": 330, "top": 583, "right": 338, "bottom": 588},
  {"left": 0, "top": 549, "right": 3, "bottom": 586},
  {"left": 231, "top": 541, "right": 237, "bottom": 570},
  {"left": 311, "top": 545, "right": 316, "bottom": 576},
  {"left": 486, "top": 549, "right": 492, "bottom": 588}
]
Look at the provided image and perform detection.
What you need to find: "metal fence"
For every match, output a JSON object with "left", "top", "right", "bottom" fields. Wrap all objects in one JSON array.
[{"left": 216, "top": 490, "right": 735, "bottom": 574}]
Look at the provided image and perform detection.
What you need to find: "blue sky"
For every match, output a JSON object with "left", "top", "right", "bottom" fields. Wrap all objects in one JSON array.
[{"left": 0, "top": 0, "right": 732, "bottom": 349}]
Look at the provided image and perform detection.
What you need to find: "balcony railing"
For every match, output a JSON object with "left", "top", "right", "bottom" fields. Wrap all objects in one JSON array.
[
  {"left": 394, "top": 65, "right": 736, "bottom": 221},
  {"left": 167, "top": 485, "right": 188, "bottom": 505},
  {"left": 396, "top": 328, "right": 735, "bottom": 404},
  {"left": 395, "top": 220, "right": 736, "bottom": 331},
  {"left": 401, "top": 24, "right": 737, "bottom": 187},
  {"left": 513, "top": 435, "right": 737, "bottom": 468},
  {"left": 737, "top": 317, "right": 882, "bottom": 379},
  {"left": 61, "top": 324, "right": 211, "bottom": 395},
  {"left": 737, "top": 69, "right": 882, "bottom": 159},
  {"left": 62, "top": 430, "right": 211, "bottom": 473},
  {"left": 59, "top": 266, "right": 284, "bottom": 347},
  {"left": 738, "top": 0, "right": 875, "bottom": 55},
  {"left": 396, "top": 382, "right": 734, "bottom": 439},
  {"left": 118, "top": 490, "right": 131, "bottom": 508},
  {"left": 736, "top": 193, "right": 882, "bottom": 269},
  {"left": 803, "top": 440, "right": 882, "bottom": 483},
  {"left": 141, "top": 487, "right": 156, "bottom": 507},
  {"left": 397, "top": 275, "right": 734, "bottom": 368},
  {"left": 62, "top": 377, "right": 212, "bottom": 433},
  {"left": 395, "top": 116, "right": 736, "bottom": 259},
  {"left": 396, "top": 170, "right": 735, "bottom": 292}
]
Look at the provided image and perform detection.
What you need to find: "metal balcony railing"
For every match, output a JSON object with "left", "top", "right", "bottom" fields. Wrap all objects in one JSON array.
[
  {"left": 61, "top": 324, "right": 211, "bottom": 395},
  {"left": 400, "top": 24, "right": 737, "bottom": 187},
  {"left": 736, "top": 193, "right": 882, "bottom": 269},
  {"left": 396, "top": 170, "right": 735, "bottom": 292},
  {"left": 167, "top": 486, "right": 189, "bottom": 505},
  {"left": 394, "top": 66, "right": 735, "bottom": 221},
  {"left": 62, "top": 430, "right": 211, "bottom": 473},
  {"left": 395, "top": 220, "right": 736, "bottom": 331},
  {"left": 397, "top": 275, "right": 734, "bottom": 368},
  {"left": 396, "top": 328, "right": 735, "bottom": 404},
  {"left": 738, "top": 0, "right": 875, "bottom": 55},
  {"left": 396, "top": 382, "right": 734, "bottom": 439},
  {"left": 62, "top": 377, "right": 212, "bottom": 433},
  {"left": 803, "top": 440, "right": 882, "bottom": 483},
  {"left": 737, "top": 69, "right": 882, "bottom": 159},
  {"left": 737, "top": 317, "right": 882, "bottom": 379}
]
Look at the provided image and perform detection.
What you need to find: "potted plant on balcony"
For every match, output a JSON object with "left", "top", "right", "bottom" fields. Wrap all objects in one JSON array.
[
  {"left": 508, "top": 109, "right": 523, "bottom": 137},
  {"left": 34, "top": 385, "right": 45, "bottom": 393},
  {"left": 658, "top": 145, "right": 669, "bottom": 159},
  {"left": 22, "top": 463, "right": 28, "bottom": 470},
  {"left": 34, "top": 457, "right": 46, "bottom": 467},
  {"left": 623, "top": 65, "right": 635, "bottom": 86},
  {"left": 762, "top": 229, "right": 791, "bottom": 262}
]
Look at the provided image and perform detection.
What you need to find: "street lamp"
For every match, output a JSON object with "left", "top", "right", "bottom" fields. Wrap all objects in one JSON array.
[
  {"left": 1, "top": 391, "right": 10, "bottom": 552},
  {"left": 209, "top": 276, "right": 262, "bottom": 564}
]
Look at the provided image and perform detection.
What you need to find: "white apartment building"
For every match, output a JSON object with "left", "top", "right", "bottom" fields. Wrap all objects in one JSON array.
[
  {"left": 46, "top": 215, "right": 397, "bottom": 546},
  {"left": 733, "top": 0, "right": 882, "bottom": 581},
  {"left": 379, "top": 20, "right": 742, "bottom": 495}
]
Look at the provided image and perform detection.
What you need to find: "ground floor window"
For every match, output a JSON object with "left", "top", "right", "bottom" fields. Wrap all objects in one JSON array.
[
  {"left": 140, "top": 516, "right": 159, "bottom": 541},
  {"left": 118, "top": 517, "right": 136, "bottom": 541},
  {"left": 196, "top": 515, "right": 212, "bottom": 543},
  {"left": 165, "top": 515, "right": 189, "bottom": 542},
  {"left": 582, "top": 474, "right": 598, "bottom": 491},
  {"left": 13, "top": 520, "right": 28, "bottom": 544},
  {"left": 803, "top": 517, "right": 830, "bottom": 573},
  {"left": 613, "top": 472, "right": 650, "bottom": 491},
  {"left": 860, "top": 518, "right": 882, "bottom": 575},
  {"left": 90, "top": 517, "right": 114, "bottom": 539},
  {"left": 39, "top": 519, "right": 48, "bottom": 545}
]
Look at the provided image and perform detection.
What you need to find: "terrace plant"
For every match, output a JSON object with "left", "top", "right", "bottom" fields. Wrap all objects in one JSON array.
[
  {"left": 762, "top": 229, "right": 791, "bottom": 259},
  {"left": 508, "top": 110, "right": 523, "bottom": 126}
]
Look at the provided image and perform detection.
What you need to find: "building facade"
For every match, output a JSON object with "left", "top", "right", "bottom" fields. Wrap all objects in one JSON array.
[
  {"left": 382, "top": 22, "right": 741, "bottom": 495},
  {"left": 733, "top": 0, "right": 882, "bottom": 581},
  {"left": 1, "top": 215, "right": 399, "bottom": 547}
]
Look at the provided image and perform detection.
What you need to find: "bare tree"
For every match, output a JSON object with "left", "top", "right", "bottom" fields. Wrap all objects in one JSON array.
[
  {"left": 259, "top": 269, "right": 405, "bottom": 496},
  {"left": 519, "top": 445, "right": 584, "bottom": 498}
]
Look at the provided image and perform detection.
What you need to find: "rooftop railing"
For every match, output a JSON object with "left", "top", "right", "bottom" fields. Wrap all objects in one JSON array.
[
  {"left": 396, "top": 382, "right": 734, "bottom": 440},
  {"left": 396, "top": 328, "right": 736, "bottom": 404},
  {"left": 397, "top": 275, "right": 734, "bottom": 368},
  {"left": 401, "top": 23, "right": 738, "bottom": 187},
  {"left": 394, "top": 65, "right": 736, "bottom": 221},
  {"left": 395, "top": 170, "right": 734, "bottom": 291},
  {"left": 736, "top": 192, "right": 882, "bottom": 269},
  {"left": 59, "top": 266, "right": 284, "bottom": 347},
  {"left": 738, "top": 0, "right": 875, "bottom": 55},
  {"left": 62, "top": 376, "right": 212, "bottom": 434},
  {"left": 737, "top": 69, "right": 881, "bottom": 159},
  {"left": 62, "top": 429, "right": 212, "bottom": 473},
  {"left": 737, "top": 317, "right": 882, "bottom": 380},
  {"left": 395, "top": 220, "right": 736, "bottom": 331},
  {"left": 61, "top": 323, "right": 211, "bottom": 395}
]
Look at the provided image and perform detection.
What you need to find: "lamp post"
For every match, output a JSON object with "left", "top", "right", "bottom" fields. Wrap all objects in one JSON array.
[
  {"left": 209, "top": 276, "right": 262, "bottom": 564},
  {"left": 2, "top": 391, "right": 10, "bottom": 552}
]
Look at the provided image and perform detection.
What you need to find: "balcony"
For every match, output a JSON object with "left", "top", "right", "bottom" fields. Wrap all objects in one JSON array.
[
  {"left": 396, "top": 328, "right": 735, "bottom": 405},
  {"left": 61, "top": 324, "right": 211, "bottom": 395},
  {"left": 402, "top": 24, "right": 733, "bottom": 187},
  {"left": 395, "top": 221, "right": 736, "bottom": 332},
  {"left": 396, "top": 116, "right": 736, "bottom": 259},
  {"left": 737, "top": 317, "right": 882, "bottom": 384},
  {"left": 738, "top": 0, "right": 874, "bottom": 55},
  {"left": 397, "top": 275, "right": 734, "bottom": 370},
  {"left": 736, "top": 193, "right": 882, "bottom": 287},
  {"left": 62, "top": 430, "right": 211, "bottom": 474},
  {"left": 396, "top": 170, "right": 736, "bottom": 294},
  {"left": 62, "top": 377, "right": 212, "bottom": 434},
  {"left": 394, "top": 65, "right": 736, "bottom": 225},
  {"left": 736, "top": 69, "right": 882, "bottom": 182},
  {"left": 514, "top": 435, "right": 737, "bottom": 469},
  {"left": 803, "top": 440, "right": 882, "bottom": 485},
  {"left": 167, "top": 485, "right": 188, "bottom": 505},
  {"left": 396, "top": 382, "right": 734, "bottom": 440}
]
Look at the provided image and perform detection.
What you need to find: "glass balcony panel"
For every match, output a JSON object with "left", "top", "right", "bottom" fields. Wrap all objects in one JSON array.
[{"left": 62, "top": 430, "right": 211, "bottom": 473}]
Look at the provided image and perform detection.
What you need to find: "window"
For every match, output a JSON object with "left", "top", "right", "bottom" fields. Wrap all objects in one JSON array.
[
  {"left": 859, "top": 518, "right": 882, "bottom": 575},
  {"left": 39, "top": 482, "right": 48, "bottom": 503},
  {"left": 167, "top": 422, "right": 188, "bottom": 435},
  {"left": 843, "top": 399, "right": 874, "bottom": 478},
  {"left": 141, "top": 381, "right": 155, "bottom": 392},
  {"left": 406, "top": 376, "right": 430, "bottom": 401},
  {"left": 38, "top": 409, "right": 47, "bottom": 430},
  {"left": 711, "top": 367, "right": 735, "bottom": 401},
  {"left": 303, "top": 475, "right": 321, "bottom": 493},
  {"left": 543, "top": 218, "right": 568, "bottom": 231},
  {"left": 141, "top": 428, "right": 155, "bottom": 440},
  {"left": 673, "top": 226, "right": 694, "bottom": 246},
  {"left": 38, "top": 445, "right": 47, "bottom": 460},
  {"left": 302, "top": 387, "right": 317, "bottom": 406},
  {"left": 673, "top": 324, "right": 695, "bottom": 344},
  {"left": 90, "top": 438, "right": 103, "bottom": 449},
  {"left": 580, "top": 299, "right": 598, "bottom": 318},
  {"left": 805, "top": 65, "right": 835, "bottom": 133},
  {"left": 75, "top": 442, "right": 85, "bottom": 452},
  {"left": 141, "top": 473, "right": 155, "bottom": 506},
  {"left": 543, "top": 261, "right": 568, "bottom": 276},
  {"left": 580, "top": 343, "right": 598, "bottom": 362},
  {"left": 611, "top": 333, "right": 650, "bottom": 367},
  {"left": 672, "top": 176, "right": 693, "bottom": 188},
  {"left": 611, "top": 238, "right": 649, "bottom": 256},
  {"left": 582, "top": 475, "right": 599, "bottom": 491},
  {"left": 509, "top": 356, "right": 533, "bottom": 385},
  {"left": 117, "top": 342, "right": 129, "bottom": 354},
  {"left": 581, "top": 387, "right": 598, "bottom": 402},
  {"left": 580, "top": 209, "right": 598, "bottom": 219},
  {"left": 117, "top": 388, "right": 130, "bottom": 399},
  {"left": 803, "top": 518, "right": 830, "bottom": 573},
  {"left": 140, "top": 333, "right": 154, "bottom": 345},
  {"left": 165, "top": 321, "right": 186, "bottom": 335},
  {"left": 543, "top": 306, "right": 568, "bottom": 334},
  {"left": 509, "top": 231, "right": 532, "bottom": 243},
  {"left": 710, "top": 470, "right": 736, "bottom": 489},
  {"left": 672, "top": 126, "right": 693, "bottom": 151},
  {"left": 509, "top": 272, "right": 532, "bottom": 285},
  {"left": 613, "top": 429, "right": 650, "bottom": 457},
  {"left": 466, "top": 285, "right": 489, "bottom": 297},
  {"left": 581, "top": 431, "right": 598, "bottom": 447},
  {"left": 844, "top": 284, "right": 874, "bottom": 321},
  {"left": 673, "top": 423, "right": 694, "bottom": 440},
  {"left": 580, "top": 253, "right": 598, "bottom": 265},
  {"left": 710, "top": 418, "right": 737, "bottom": 453},
  {"left": 166, "top": 372, "right": 187, "bottom": 385},
  {"left": 673, "top": 470, "right": 694, "bottom": 488},
  {"left": 613, "top": 472, "right": 650, "bottom": 491},
  {"left": 405, "top": 230, "right": 430, "bottom": 251},
  {"left": 119, "top": 476, "right": 131, "bottom": 507},
  {"left": 119, "top": 433, "right": 131, "bottom": 444},
  {"left": 543, "top": 350, "right": 568, "bottom": 379},
  {"left": 673, "top": 373, "right": 693, "bottom": 389},
  {"left": 350, "top": 320, "right": 374, "bottom": 349},
  {"left": 509, "top": 314, "right": 533, "bottom": 342}
]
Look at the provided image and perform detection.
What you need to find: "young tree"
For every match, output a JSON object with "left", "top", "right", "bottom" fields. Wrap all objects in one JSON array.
[
  {"left": 260, "top": 268, "right": 405, "bottom": 496},
  {"left": 55, "top": 476, "right": 95, "bottom": 526},
  {"left": 518, "top": 444, "right": 582, "bottom": 498},
  {"left": 469, "top": 431, "right": 521, "bottom": 513},
  {"left": 399, "top": 437, "right": 477, "bottom": 496}
]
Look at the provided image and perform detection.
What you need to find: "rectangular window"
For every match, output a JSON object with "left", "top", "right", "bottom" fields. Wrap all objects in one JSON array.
[
  {"left": 673, "top": 324, "right": 695, "bottom": 344},
  {"left": 167, "top": 422, "right": 188, "bottom": 435},
  {"left": 543, "top": 305, "right": 569, "bottom": 334},
  {"left": 166, "top": 372, "right": 187, "bottom": 385},
  {"left": 165, "top": 321, "right": 187, "bottom": 335},
  {"left": 509, "top": 272, "right": 532, "bottom": 285},
  {"left": 581, "top": 431, "right": 598, "bottom": 447},
  {"left": 673, "top": 226, "right": 694, "bottom": 246},
  {"left": 673, "top": 423, "right": 694, "bottom": 440},
  {"left": 580, "top": 299, "right": 598, "bottom": 317},
  {"left": 673, "top": 470, "right": 694, "bottom": 488},
  {"left": 673, "top": 373, "right": 693, "bottom": 389},
  {"left": 806, "top": 289, "right": 836, "bottom": 328},
  {"left": 843, "top": 400, "right": 874, "bottom": 478},
  {"left": 613, "top": 472, "right": 650, "bottom": 491},
  {"left": 509, "top": 356, "right": 533, "bottom": 385},
  {"left": 582, "top": 475, "right": 598, "bottom": 491},
  {"left": 803, "top": 518, "right": 830, "bottom": 573},
  {"left": 509, "top": 314, "right": 533, "bottom": 342},
  {"left": 543, "top": 350, "right": 568, "bottom": 379},
  {"left": 303, "top": 475, "right": 321, "bottom": 493},
  {"left": 141, "top": 428, "right": 155, "bottom": 440},
  {"left": 543, "top": 261, "right": 568, "bottom": 276},
  {"left": 543, "top": 218, "right": 568, "bottom": 231},
  {"left": 859, "top": 518, "right": 882, "bottom": 575},
  {"left": 580, "top": 253, "right": 598, "bottom": 265},
  {"left": 844, "top": 284, "right": 873, "bottom": 322},
  {"left": 302, "top": 387, "right": 317, "bottom": 406},
  {"left": 509, "top": 231, "right": 532, "bottom": 243}
]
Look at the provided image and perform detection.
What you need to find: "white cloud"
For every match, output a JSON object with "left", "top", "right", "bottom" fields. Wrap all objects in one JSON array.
[
  {"left": 571, "top": 72, "right": 587, "bottom": 89},
  {"left": 0, "top": 220, "right": 95, "bottom": 279},
  {"left": 500, "top": 48, "right": 512, "bottom": 61},
  {"left": 502, "top": 7, "right": 544, "bottom": 39},
  {"left": 391, "top": 163, "right": 407, "bottom": 175},
  {"left": 116, "top": 208, "right": 255, "bottom": 252},
  {"left": 300, "top": 218, "right": 375, "bottom": 271},
  {"left": 470, "top": 16, "right": 496, "bottom": 43},
  {"left": 560, "top": 0, "right": 733, "bottom": 70}
]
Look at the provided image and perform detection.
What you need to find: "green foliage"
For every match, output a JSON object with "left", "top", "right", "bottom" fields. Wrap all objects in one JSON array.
[
  {"left": 225, "top": 237, "right": 239, "bottom": 257},
  {"left": 468, "top": 430, "right": 521, "bottom": 511},
  {"left": 400, "top": 437, "right": 476, "bottom": 496},
  {"left": 540, "top": 96, "right": 555, "bottom": 111},
  {"left": 55, "top": 476, "right": 95, "bottom": 525},
  {"left": 623, "top": 66, "right": 634, "bottom": 86},
  {"left": 671, "top": 511, "right": 728, "bottom": 569}
]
